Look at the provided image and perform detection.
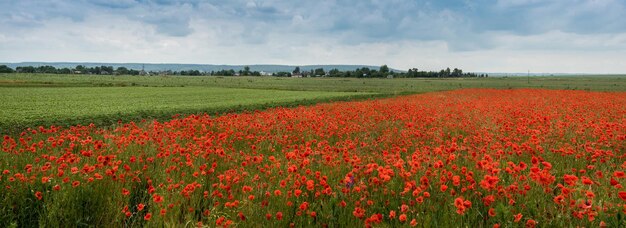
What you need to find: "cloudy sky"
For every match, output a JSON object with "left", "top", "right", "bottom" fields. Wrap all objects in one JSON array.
[{"left": 1, "top": 0, "right": 625, "bottom": 73}]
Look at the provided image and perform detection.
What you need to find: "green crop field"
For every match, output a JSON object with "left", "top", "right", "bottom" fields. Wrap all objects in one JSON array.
[
  {"left": 0, "top": 73, "right": 624, "bottom": 134},
  {"left": 0, "top": 86, "right": 373, "bottom": 134},
  {"left": 2, "top": 73, "right": 625, "bottom": 93}
]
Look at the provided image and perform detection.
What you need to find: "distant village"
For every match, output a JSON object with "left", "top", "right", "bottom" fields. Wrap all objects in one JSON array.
[{"left": 0, "top": 64, "right": 487, "bottom": 78}]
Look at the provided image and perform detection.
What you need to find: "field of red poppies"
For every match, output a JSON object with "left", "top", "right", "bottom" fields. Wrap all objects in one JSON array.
[{"left": 1, "top": 89, "right": 625, "bottom": 227}]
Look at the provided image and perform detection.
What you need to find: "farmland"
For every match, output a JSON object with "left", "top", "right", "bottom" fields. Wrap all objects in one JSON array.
[
  {"left": 0, "top": 86, "right": 373, "bottom": 134},
  {"left": 0, "top": 73, "right": 625, "bottom": 227},
  {"left": 1, "top": 89, "right": 624, "bottom": 227},
  {"left": 0, "top": 73, "right": 625, "bottom": 134},
  {"left": 2, "top": 73, "right": 625, "bottom": 92}
]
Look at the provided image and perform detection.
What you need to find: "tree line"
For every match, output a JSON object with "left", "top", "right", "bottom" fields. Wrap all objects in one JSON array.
[
  {"left": 0, "top": 65, "right": 265, "bottom": 76},
  {"left": 0, "top": 65, "right": 144, "bottom": 75},
  {"left": 277, "top": 65, "right": 487, "bottom": 78},
  {"left": 0, "top": 64, "right": 487, "bottom": 78}
]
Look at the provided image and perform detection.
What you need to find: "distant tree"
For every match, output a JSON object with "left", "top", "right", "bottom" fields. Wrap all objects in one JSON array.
[
  {"left": 292, "top": 66, "right": 300, "bottom": 75},
  {"left": 213, "top": 69, "right": 236, "bottom": 76},
  {"left": 36, "top": 65, "right": 57, "bottom": 73},
  {"left": 90, "top": 66, "right": 100, "bottom": 74},
  {"left": 273, "top": 72, "right": 292, "bottom": 77},
  {"left": 450, "top": 68, "right": 459, "bottom": 77},
  {"left": 379, "top": 65, "right": 389, "bottom": 74},
  {"left": 243, "top": 66, "right": 251, "bottom": 76},
  {"left": 58, "top": 68, "right": 71, "bottom": 74},
  {"left": 74, "top": 65, "right": 85, "bottom": 73},
  {"left": 369, "top": 69, "right": 382, "bottom": 78},
  {"left": 314, "top": 68, "right": 325, "bottom": 76},
  {"left": 100, "top": 66, "right": 113, "bottom": 75},
  {"left": 128, "top": 69, "right": 140, "bottom": 75},
  {"left": 16, "top": 66, "right": 35, "bottom": 73},
  {"left": 180, "top": 70, "right": 201, "bottom": 76},
  {"left": 359, "top": 67, "right": 371, "bottom": 77},
  {"left": 328, "top": 68, "right": 341, "bottom": 77},
  {"left": 116, "top": 67, "right": 129, "bottom": 75},
  {"left": 0, "top": 65, "right": 14, "bottom": 73}
]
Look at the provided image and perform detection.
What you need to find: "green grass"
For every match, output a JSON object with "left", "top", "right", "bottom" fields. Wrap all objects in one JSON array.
[
  {"left": 0, "top": 73, "right": 624, "bottom": 134},
  {"left": 2, "top": 73, "right": 625, "bottom": 93},
  {"left": 0, "top": 87, "right": 373, "bottom": 134}
]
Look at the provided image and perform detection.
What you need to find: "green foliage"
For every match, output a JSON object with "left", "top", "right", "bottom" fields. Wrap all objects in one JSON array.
[
  {"left": 0, "top": 65, "right": 14, "bottom": 73},
  {"left": 43, "top": 183, "right": 119, "bottom": 227},
  {"left": 314, "top": 68, "right": 325, "bottom": 76},
  {"left": 0, "top": 185, "right": 44, "bottom": 228},
  {"left": 124, "top": 181, "right": 151, "bottom": 228},
  {"left": 379, "top": 65, "right": 389, "bottom": 74},
  {"left": 0, "top": 85, "right": 375, "bottom": 134},
  {"left": 272, "top": 72, "right": 292, "bottom": 77}
]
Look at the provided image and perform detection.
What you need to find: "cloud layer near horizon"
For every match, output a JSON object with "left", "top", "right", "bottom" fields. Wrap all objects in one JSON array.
[{"left": 1, "top": 0, "right": 625, "bottom": 73}]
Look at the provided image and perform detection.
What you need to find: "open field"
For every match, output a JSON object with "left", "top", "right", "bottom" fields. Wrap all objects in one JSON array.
[
  {"left": 0, "top": 87, "right": 372, "bottom": 134},
  {"left": 0, "top": 73, "right": 625, "bottom": 134},
  {"left": 1, "top": 89, "right": 624, "bottom": 227},
  {"left": 1, "top": 73, "right": 625, "bottom": 93}
]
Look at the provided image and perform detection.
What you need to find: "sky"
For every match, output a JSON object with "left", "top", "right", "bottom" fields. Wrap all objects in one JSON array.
[{"left": 1, "top": 0, "right": 625, "bottom": 73}]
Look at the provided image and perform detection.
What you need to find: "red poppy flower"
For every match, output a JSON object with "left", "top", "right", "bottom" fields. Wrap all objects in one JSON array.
[
  {"left": 618, "top": 191, "right": 626, "bottom": 201},
  {"left": 514, "top": 213, "right": 523, "bottom": 223}
]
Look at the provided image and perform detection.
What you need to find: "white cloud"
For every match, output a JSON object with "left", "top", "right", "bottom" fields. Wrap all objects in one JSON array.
[{"left": 0, "top": 0, "right": 625, "bottom": 73}]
